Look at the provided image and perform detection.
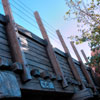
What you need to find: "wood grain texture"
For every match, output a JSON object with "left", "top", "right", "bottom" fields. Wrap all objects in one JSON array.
[
  {"left": 19, "top": 34, "right": 54, "bottom": 72},
  {"left": 20, "top": 35, "right": 46, "bottom": 53},
  {"left": 0, "top": 71, "right": 21, "bottom": 98},
  {"left": 74, "top": 63, "right": 87, "bottom": 84},
  {"left": 2, "top": 0, "right": 32, "bottom": 82},
  {"left": 70, "top": 42, "right": 94, "bottom": 87},
  {"left": 71, "top": 88, "right": 93, "bottom": 100},
  {"left": 55, "top": 53, "right": 74, "bottom": 79},
  {"left": 0, "top": 23, "right": 12, "bottom": 63},
  {"left": 56, "top": 30, "right": 81, "bottom": 82},
  {"left": 34, "top": 11, "right": 68, "bottom": 88}
]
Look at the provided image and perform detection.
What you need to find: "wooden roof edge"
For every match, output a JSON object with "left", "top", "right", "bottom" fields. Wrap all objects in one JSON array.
[
  {"left": 54, "top": 48, "right": 66, "bottom": 57},
  {"left": 17, "top": 24, "right": 47, "bottom": 46},
  {"left": 54, "top": 48, "right": 81, "bottom": 65}
]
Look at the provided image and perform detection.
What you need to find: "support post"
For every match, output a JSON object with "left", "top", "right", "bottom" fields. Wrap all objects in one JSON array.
[
  {"left": 70, "top": 41, "right": 96, "bottom": 90},
  {"left": 2, "top": 0, "right": 32, "bottom": 82},
  {"left": 81, "top": 50, "right": 88, "bottom": 63},
  {"left": 81, "top": 50, "right": 96, "bottom": 85},
  {"left": 56, "top": 30, "right": 81, "bottom": 82},
  {"left": 34, "top": 11, "right": 68, "bottom": 88}
]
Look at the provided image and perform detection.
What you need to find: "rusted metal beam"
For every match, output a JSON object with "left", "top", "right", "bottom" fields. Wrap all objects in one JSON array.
[
  {"left": 70, "top": 41, "right": 96, "bottom": 90},
  {"left": 34, "top": 11, "right": 68, "bottom": 88},
  {"left": 2, "top": 0, "right": 32, "bottom": 82},
  {"left": 56, "top": 30, "right": 81, "bottom": 82}
]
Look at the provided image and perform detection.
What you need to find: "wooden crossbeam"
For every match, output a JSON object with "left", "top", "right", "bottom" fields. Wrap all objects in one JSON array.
[
  {"left": 70, "top": 41, "right": 96, "bottom": 90},
  {"left": 2, "top": 0, "right": 32, "bottom": 82},
  {"left": 34, "top": 11, "right": 68, "bottom": 88},
  {"left": 56, "top": 30, "right": 81, "bottom": 82}
]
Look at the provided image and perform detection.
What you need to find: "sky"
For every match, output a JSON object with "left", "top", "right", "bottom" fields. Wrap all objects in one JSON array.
[{"left": 0, "top": 0, "right": 91, "bottom": 63}]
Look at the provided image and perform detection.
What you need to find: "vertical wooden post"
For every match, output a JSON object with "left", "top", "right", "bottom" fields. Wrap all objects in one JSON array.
[
  {"left": 2, "top": 0, "right": 32, "bottom": 82},
  {"left": 56, "top": 30, "right": 81, "bottom": 82},
  {"left": 34, "top": 11, "right": 68, "bottom": 88},
  {"left": 70, "top": 41, "right": 95, "bottom": 88},
  {"left": 81, "top": 50, "right": 88, "bottom": 63}
]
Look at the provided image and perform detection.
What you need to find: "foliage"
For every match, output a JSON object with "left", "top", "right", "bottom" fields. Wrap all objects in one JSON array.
[{"left": 65, "top": 0, "right": 100, "bottom": 73}]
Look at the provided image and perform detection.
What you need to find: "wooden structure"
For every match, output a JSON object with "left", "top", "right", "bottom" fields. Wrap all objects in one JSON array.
[
  {"left": 70, "top": 42, "right": 95, "bottom": 86},
  {"left": 0, "top": 0, "right": 100, "bottom": 100}
]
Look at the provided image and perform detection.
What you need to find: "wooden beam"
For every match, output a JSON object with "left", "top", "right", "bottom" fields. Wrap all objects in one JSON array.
[
  {"left": 81, "top": 50, "right": 96, "bottom": 86},
  {"left": 56, "top": 30, "right": 81, "bottom": 82},
  {"left": 70, "top": 41, "right": 96, "bottom": 89},
  {"left": 2, "top": 0, "right": 32, "bottom": 82},
  {"left": 81, "top": 50, "right": 88, "bottom": 63},
  {"left": 34, "top": 11, "right": 68, "bottom": 88}
]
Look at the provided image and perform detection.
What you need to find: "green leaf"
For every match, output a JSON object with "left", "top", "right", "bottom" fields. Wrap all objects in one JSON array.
[
  {"left": 76, "top": 41, "right": 79, "bottom": 44},
  {"left": 66, "top": 10, "right": 70, "bottom": 15}
]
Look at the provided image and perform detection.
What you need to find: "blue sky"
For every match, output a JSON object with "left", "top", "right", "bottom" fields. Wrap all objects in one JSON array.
[{"left": 0, "top": 0, "right": 91, "bottom": 62}]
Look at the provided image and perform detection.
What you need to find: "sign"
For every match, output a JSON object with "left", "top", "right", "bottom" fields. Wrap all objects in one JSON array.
[{"left": 40, "top": 80, "right": 55, "bottom": 89}]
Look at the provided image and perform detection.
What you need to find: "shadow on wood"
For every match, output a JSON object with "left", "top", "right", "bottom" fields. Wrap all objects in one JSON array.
[{"left": 71, "top": 88, "right": 93, "bottom": 100}]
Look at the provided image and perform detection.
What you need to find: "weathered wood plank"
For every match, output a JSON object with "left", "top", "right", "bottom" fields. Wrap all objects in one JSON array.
[
  {"left": 55, "top": 53, "right": 68, "bottom": 61},
  {"left": 18, "top": 76, "right": 76, "bottom": 93},
  {"left": 64, "top": 73, "right": 74, "bottom": 79},
  {"left": 72, "top": 58, "right": 80, "bottom": 65},
  {"left": 20, "top": 39, "right": 47, "bottom": 55},
  {"left": 57, "top": 59, "right": 69, "bottom": 67},
  {"left": 34, "top": 11, "right": 68, "bottom": 88},
  {"left": 0, "top": 49, "right": 11, "bottom": 58},
  {"left": 59, "top": 63, "right": 74, "bottom": 74},
  {"left": 87, "top": 70, "right": 95, "bottom": 86},
  {"left": 81, "top": 50, "right": 89, "bottom": 63},
  {"left": 59, "top": 64, "right": 72, "bottom": 72},
  {"left": 23, "top": 50, "right": 50, "bottom": 63},
  {"left": 2, "top": 0, "right": 32, "bottom": 82},
  {"left": 81, "top": 50, "right": 97, "bottom": 90},
  {"left": 58, "top": 61, "right": 69, "bottom": 67},
  {"left": 63, "top": 71, "right": 73, "bottom": 77},
  {"left": 55, "top": 55, "right": 71, "bottom": 70},
  {"left": 71, "top": 88, "right": 93, "bottom": 100},
  {"left": 29, "top": 65, "right": 54, "bottom": 74},
  {"left": 18, "top": 25, "right": 46, "bottom": 46},
  {"left": 55, "top": 53, "right": 75, "bottom": 79},
  {"left": 75, "top": 64, "right": 87, "bottom": 83},
  {"left": 0, "top": 43, "right": 10, "bottom": 52},
  {"left": 56, "top": 30, "right": 81, "bottom": 82},
  {"left": 0, "top": 32, "right": 7, "bottom": 39},
  {"left": 0, "top": 71, "right": 21, "bottom": 98},
  {"left": 0, "top": 37, "right": 9, "bottom": 45},
  {"left": 57, "top": 59, "right": 71, "bottom": 69},
  {"left": 25, "top": 53, "right": 52, "bottom": 67},
  {"left": 0, "top": 26, "right": 6, "bottom": 33},
  {"left": 0, "top": 57, "right": 12, "bottom": 64},
  {"left": 55, "top": 54, "right": 69, "bottom": 64},
  {"left": 62, "top": 69, "right": 74, "bottom": 76},
  {"left": 27, "top": 59, "right": 54, "bottom": 72},
  {"left": 19, "top": 35, "right": 46, "bottom": 52},
  {"left": 70, "top": 42, "right": 95, "bottom": 89},
  {"left": 21, "top": 44, "right": 48, "bottom": 58},
  {"left": 54, "top": 48, "right": 66, "bottom": 57}
]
